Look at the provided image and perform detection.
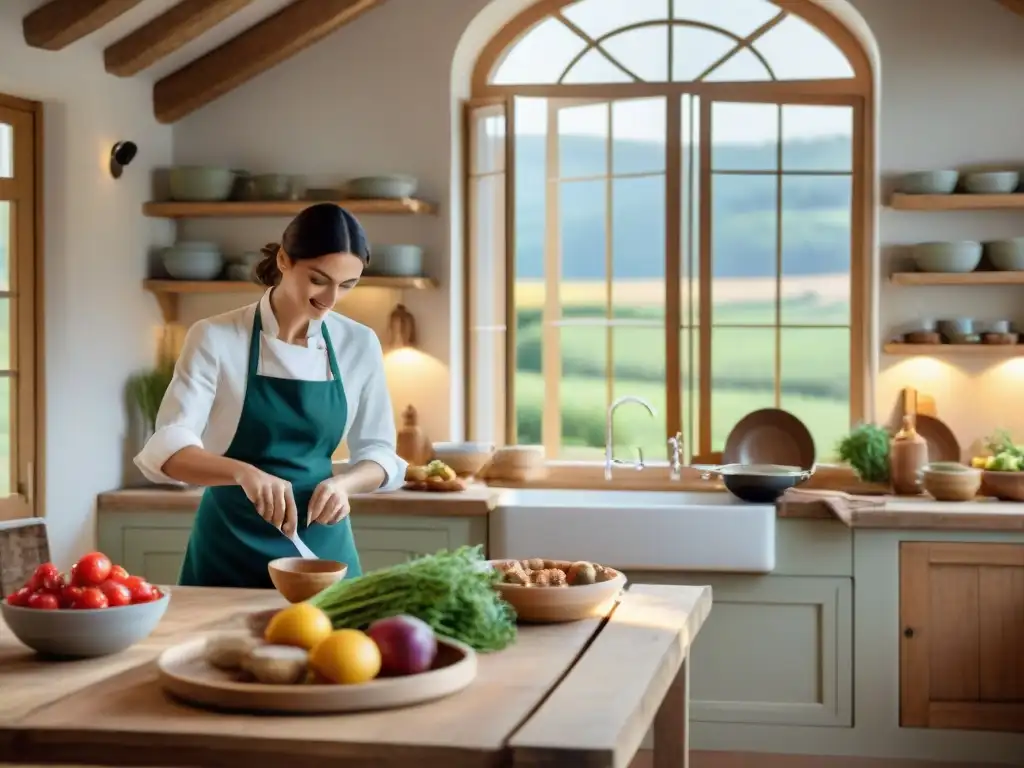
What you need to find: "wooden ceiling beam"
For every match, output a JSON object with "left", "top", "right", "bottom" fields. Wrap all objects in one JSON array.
[
  {"left": 23, "top": 0, "right": 142, "bottom": 51},
  {"left": 105, "top": 0, "right": 255, "bottom": 77},
  {"left": 998, "top": 0, "right": 1024, "bottom": 17},
  {"left": 152, "top": 0, "right": 385, "bottom": 124}
]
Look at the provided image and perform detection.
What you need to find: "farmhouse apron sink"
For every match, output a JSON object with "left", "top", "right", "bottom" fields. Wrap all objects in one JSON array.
[{"left": 489, "top": 489, "right": 776, "bottom": 573}]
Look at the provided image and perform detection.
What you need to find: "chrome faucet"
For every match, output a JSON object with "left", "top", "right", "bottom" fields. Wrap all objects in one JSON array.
[
  {"left": 605, "top": 396, "right": 657, "bottom": 480},
  {"left": 667, "top": 431, "right": 684, "bottom": 480}
]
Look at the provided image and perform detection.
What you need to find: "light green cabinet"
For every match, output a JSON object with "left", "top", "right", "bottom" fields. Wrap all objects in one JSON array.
[
  {"left": 626, "top": 520, "right": 855, "bottom": 730},
  {"left": 97, "top": 510, "right": 488, "bottom": 585}
]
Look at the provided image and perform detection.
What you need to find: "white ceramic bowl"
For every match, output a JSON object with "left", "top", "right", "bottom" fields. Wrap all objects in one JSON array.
[
  {"left": 911, "top": 241, "right": 982, "bottom": 273},
  {"left": 963, "top": 171, "right": 1020, "bottom": 194},
  {"left": 898, "top": 170, "right": 959, "bottom": 195},
  {"left": 985, "top": 238, "right": 1024, "bottom": 271},
  {"left": 1, "top": 591, "right": 170, "bottom": 658},
  {"left": 432, "top": 442, "right": 496, "bottom": 476}
]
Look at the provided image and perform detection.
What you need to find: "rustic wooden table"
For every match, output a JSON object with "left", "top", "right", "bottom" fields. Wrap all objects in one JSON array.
[{"left": 0, "top": 583, "right": 711, "bottom": 768}]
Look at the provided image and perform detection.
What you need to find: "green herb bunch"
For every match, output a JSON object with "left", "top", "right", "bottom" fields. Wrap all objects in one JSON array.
[
  {"left": 836, "top": 423, "right": 891, "bottom": 483},
  {"left": 126, "top": 363, "right": 175, "bottom": 433},
  {"left": 309, "top": 545, "right": 517, "bottom": 652}
]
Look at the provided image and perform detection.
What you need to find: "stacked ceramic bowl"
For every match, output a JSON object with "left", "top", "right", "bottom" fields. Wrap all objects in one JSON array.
[{"left": 919, "top": 462, "right": 981, "bottom": 502}]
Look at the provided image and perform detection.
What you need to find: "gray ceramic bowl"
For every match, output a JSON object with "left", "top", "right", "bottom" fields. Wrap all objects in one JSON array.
[
  {"left": 163, "top": 243, "right": 224, "bottom": 280},
  {"left": 984, "top": 238, "right": 1024, "bottom": 271},
  {"left": 898, "top": 171, "right": 958, "bottom": 195},
  {"left": 0, "top": 591, "right": 170, "bottom": 658},
  {"left": 346, "top": 175, "right": 418, "bottom": 199},
  {"left": 169, "top": 166, "right": 235, "bottom": 202},
  {"left": 911, "top": 241, "right": 982, "bottom": 273},
  {"left": 370, "top": 244, "right": 424, "bottom": 276},
  {"left": 963, "top": 171, "right": 1019, "bottom": 194}
]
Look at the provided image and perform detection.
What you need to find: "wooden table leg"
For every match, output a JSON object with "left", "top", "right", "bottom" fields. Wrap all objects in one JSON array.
[{"left": 653, "top": 654, "right": 689, "bottom": 768}]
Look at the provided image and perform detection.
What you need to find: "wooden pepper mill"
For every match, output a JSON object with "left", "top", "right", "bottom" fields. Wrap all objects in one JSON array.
[
  {"left": 890, "top": 414, "right": 928, "bottom": 496},
  {"left": 396, "top": 405, "right": 433, "bottom": 467}
]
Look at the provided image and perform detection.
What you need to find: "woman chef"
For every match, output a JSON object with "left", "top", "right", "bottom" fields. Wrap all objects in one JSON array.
[{"left": 134, "top": 203, "right": 407, "bottom": 588}]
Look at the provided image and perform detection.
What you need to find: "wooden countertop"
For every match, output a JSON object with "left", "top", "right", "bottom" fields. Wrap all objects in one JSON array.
[
  {"left": 97, "top": 485, "right": 504, "bottom": 517},
  {"left": 0, "top": 584, "right": 711, "bottom": 768},
  {"left": 778, "top": 489, "right": 1024, "bottom": 532}
]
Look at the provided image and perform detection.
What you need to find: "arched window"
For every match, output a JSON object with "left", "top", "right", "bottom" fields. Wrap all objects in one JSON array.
[{"left": 465, "top": 0, "right": 871, "bottom": 467}]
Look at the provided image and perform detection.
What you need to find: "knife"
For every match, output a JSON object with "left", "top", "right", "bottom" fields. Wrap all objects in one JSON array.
[{"left": 285, "top": 528, "right": 317, "bottom": 559}]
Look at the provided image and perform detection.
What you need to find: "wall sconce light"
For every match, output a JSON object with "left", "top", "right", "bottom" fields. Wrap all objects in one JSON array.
[
  {"left": 387, "top": 303, "right": 416, "bottom": 350},
  {"left": 109, "top": 141, "right": 138, "bottom": 179}
]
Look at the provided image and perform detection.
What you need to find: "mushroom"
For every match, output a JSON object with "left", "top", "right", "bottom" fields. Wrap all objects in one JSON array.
[{"left": 204, "top": 633, "right": 261, "bottom": 671}]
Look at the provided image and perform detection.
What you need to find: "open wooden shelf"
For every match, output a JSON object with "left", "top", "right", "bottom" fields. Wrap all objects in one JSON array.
[
  {"left": 890, "top": 271, "right": 1024, "bottom": 286},
  {"left": 883, "top": 343, "right": 1023, "bottom": 356},
  {"left": 890, "top": 193, "right": 1024, "bottom": 211},
  {"left": 142, "top": 198, "right": 436, "bottom": 218},
  {"left": 144, "top": 277, "right": 437, "bottom": 323}
]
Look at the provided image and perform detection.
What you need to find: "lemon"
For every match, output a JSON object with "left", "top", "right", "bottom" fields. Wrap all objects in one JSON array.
[
  {"left": 309, "top": 629, "right": 382, "bottom": 685},
  {"left": 264, "top": 603, "right": 333, "bottom": 650}
]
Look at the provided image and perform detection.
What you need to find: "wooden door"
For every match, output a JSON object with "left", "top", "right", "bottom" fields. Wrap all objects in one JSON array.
[{"left": 900, "top": 541, "right": 1024, "bottom": 731}]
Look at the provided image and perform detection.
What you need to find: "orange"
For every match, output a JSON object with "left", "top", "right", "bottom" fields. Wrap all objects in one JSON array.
[
  {"left": 309, "top": 629, "right": 382, "bottom": 685},
  {"left": 263, "top": 603, "right": 333, "bottom": 650}
]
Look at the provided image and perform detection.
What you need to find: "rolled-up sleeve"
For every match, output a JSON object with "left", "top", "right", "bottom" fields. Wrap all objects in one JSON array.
[
  {"left": 134, "top": 320, "right": 219, "bottom": 485},
  {"left": 347, "top": 332, "right": 407, "bottom": 491}
]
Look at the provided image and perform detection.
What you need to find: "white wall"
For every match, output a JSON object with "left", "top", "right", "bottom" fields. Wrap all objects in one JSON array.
[{"left": 0, "top": 0, "right": 174, "bottom": 568}]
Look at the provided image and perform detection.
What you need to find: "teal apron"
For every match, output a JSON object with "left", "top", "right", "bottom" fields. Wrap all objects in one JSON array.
[{"left": 179, "top": 305, "right": 362, "bottom": 588}]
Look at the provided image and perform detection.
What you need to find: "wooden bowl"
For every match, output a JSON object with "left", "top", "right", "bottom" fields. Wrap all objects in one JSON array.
[
  {"left": 921, "top": 466, "right": 981, "bottom": 502},
  {"left": 267, "top": 558, "right": 347, "bottom": 603},
  {"left": 489, "top": 559, "right": 627, "bottom": 623},
  {"left": 981, "top": 470, "right": 1024, "bottom": 501}
]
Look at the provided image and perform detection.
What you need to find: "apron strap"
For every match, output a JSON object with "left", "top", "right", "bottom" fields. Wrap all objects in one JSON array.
[
  {"left": 321, "top": 323, "right": 343, "bottom": 387},
  {"left": 249, "top": 305, "right": 264, "bottom": 381}
]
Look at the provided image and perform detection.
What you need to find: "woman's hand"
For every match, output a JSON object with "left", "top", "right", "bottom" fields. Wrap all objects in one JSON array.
[
  {"left": 308, "top": 476, "right": 351, "bottom": 526},
  {"left": 236, "top": 465, "right": 298, "bottom": 535}
]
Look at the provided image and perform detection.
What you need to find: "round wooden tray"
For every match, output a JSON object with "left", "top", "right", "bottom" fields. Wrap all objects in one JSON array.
[
  {"left": 489, "top": 559, "right": 627, "bottom": 623},
  {"left": 157, "top": 635, "right": 477, "bottom": 714}
]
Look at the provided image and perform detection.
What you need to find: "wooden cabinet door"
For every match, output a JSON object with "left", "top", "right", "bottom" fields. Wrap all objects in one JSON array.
[{"left": 900, "top": 542, "right": 1024, "bottom": 732}]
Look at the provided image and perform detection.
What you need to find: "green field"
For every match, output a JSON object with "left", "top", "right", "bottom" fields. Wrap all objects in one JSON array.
[{"left": 510, "top": 279, "right": 850, "bottom": 462}]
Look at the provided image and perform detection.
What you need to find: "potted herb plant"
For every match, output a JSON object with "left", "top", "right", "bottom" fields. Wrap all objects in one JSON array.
[{"left": 125, "top": 364, "right": 175, "bottom": 485}]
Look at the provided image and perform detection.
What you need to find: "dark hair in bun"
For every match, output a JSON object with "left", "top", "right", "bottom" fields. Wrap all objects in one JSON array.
[{"left": 255, "top": 203, "right": 371, "bottom": 287}]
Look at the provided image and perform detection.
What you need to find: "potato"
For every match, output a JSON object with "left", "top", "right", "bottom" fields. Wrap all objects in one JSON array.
[{"left": 567, "top": 561, "right": 597, "bottom": 585}]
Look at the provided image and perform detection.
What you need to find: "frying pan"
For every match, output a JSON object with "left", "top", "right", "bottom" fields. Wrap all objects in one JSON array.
[{"left": 701, "top": 463, "right": 814, "bottom": 503}]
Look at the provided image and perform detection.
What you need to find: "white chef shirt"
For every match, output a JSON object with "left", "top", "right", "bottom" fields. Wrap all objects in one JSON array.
[{"left": 134, "top": 290, "right": 407, "bottom": 491}]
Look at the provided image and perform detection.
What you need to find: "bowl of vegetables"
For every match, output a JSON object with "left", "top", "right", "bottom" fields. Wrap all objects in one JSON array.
[
  {"left": 490, "top": 559, "right": 627, "bottom": 623},
  {"left": 973, "top": 430, "right": 1024, "bottom": 500},
  {"left": 2, "top": 552, "right": 168, "bottom": 658}
]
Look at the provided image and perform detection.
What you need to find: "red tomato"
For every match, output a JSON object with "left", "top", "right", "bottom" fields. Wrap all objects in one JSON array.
[
  {"left": 74, "top": 552, "right": 112, "bottom": 586},
  {"left": 68, "top": 563, "right": 89, "bottom": 587},
  {"left": 99, "top": 580, "right": 132, "bottom": 607},
  {"left": 28, "top": 563, "right": 62, "bottom": 593},
  {"left": 72, "top": 587, "right": 108, "bottom": 610},
  {"left": 26, "top": 591, "right": 60, "bottom": 610},
  {"left": 5, "top": 586, "right": 33, "bottom": 606},
  {"left": 108, "top": 564, "right": 130, "bottom": 583},
  {"left": 128, "top": 579, "right": 159, "bottom": 604}
]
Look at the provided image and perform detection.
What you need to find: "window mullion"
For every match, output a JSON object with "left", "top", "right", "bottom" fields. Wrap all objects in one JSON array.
[{"left": 542, "top": 101, "right": 563, "bottom": 457}]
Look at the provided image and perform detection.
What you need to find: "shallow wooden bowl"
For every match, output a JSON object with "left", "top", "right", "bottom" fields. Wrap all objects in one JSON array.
[
  {"left": 157, "top": 634, "right": 476, "bottom": 714},
  {"left": 922, "top": 467, "right": 981, "bottom": 502},
  {"left": 981, "top": 470, "right": 1024, "bottom": 501},
  {"left": 267, "top": 557, "right": 347, "bottom": 603},
  {"left": 489, "top": 559, "right": 627, "bottom": 623}
]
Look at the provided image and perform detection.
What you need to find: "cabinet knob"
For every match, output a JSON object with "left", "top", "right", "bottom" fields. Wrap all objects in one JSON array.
[{"left": 903, "top": 627, "right": 915, "bottom": 638}]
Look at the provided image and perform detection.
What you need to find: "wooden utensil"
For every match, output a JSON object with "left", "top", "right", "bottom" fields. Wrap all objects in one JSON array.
[
  {"left": 914, "top": 414, "right": 961, "bottom": 462},
  {"left": 157, "top": 634, "right": 477, "bottom": 713}
]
